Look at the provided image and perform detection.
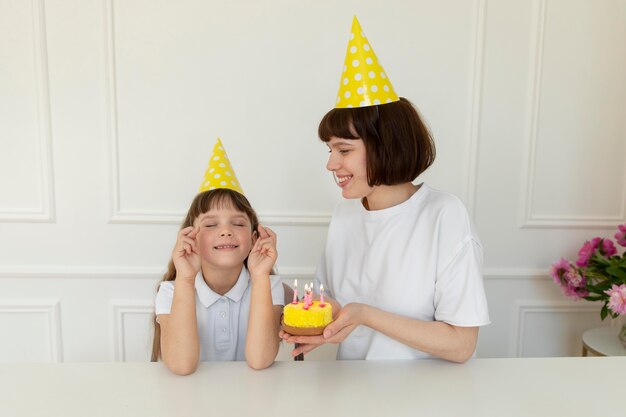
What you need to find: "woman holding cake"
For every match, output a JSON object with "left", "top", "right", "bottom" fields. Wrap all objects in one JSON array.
[
  {"left": 280, "top": 17, "right": 490, "bottom": 362},
  {"left": 152, "top": 138, "right": 284, "bottom": 373}
]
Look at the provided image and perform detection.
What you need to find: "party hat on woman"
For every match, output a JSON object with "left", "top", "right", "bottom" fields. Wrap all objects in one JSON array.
[
  {"left": 199, "top": 137, "right": 244, "bottom": 194},
  {"left": 335, "top": 16, "right": 399, "bottom": 108}
]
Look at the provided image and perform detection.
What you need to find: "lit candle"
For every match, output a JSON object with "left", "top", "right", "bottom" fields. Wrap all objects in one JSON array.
[
  {"left": 306, "top": 283, "right": 312, "bottom": 306},
  {"left": 303, "top": 283, "right": 311, "bottom": 310},
  {"left": 319, "top": 284, "right": 325, "bottom": 307},
  {"left": 292, "top": 279, "right": 298, "bottom": 304}
]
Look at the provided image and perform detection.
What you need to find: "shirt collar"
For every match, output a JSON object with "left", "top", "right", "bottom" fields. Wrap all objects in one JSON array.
[{"left": 194, "top": 267, "right": 250, "bottom": 308}]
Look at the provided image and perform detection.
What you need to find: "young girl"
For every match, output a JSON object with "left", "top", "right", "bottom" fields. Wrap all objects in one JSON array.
[
  {"left": 152, "top": 188, "right": 284, "bottom": 372},
  {"left": 281, "top": 17, "right": 490, "bottom": 362}
]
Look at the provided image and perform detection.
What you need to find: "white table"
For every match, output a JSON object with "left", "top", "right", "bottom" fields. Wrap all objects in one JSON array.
[
  {"left": 1, "top": 358, "right": 624, "bottom": 417},
  {"left": 581, "top": 326, "right": 626, "bottom": 356}
]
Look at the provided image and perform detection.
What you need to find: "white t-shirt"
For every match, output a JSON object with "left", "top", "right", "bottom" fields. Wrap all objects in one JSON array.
[
  {"left": 316, "top": 183, "right": 490, "bottom": 360},
  {"left": 155, "top": 267, "right": 284, "bottom": 361}
]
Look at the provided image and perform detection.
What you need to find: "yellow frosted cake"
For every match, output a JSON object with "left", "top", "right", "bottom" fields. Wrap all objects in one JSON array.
[{"left": 282, "top": 301, "right": 333, "bottom": 336}]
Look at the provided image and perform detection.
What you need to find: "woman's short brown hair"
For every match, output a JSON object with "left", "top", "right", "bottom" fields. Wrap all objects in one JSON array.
[{"left": 318, "top": 97, "right": 436, "bottom": 186}]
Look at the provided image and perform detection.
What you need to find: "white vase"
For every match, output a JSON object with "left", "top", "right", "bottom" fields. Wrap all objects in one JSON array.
[
  {"left": 610, "top": 315, "right": 626, "bottom": 348},
  {"left": 619, "top": 323, "right": 626, "bottom": 348}
]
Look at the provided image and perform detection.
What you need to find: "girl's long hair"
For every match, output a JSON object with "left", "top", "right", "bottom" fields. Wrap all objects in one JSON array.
[{"left": 150, "top": 189, "right": 260, "bottom": 362}]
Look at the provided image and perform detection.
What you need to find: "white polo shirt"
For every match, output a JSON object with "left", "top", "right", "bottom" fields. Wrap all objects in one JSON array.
[
  {"left": 316, "top": 183, "right": 490, "bottom": 360},
  {"left": 155, "top": 268, "right": 284, "bottom": 361}
]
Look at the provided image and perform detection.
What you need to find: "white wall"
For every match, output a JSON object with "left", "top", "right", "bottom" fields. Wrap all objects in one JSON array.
[{"left": 1, "top": 0, "right": 625, "bottom": 362}]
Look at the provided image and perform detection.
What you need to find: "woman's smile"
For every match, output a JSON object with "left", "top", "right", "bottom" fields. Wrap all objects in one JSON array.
[{"left": 334, "top": 173, "right": 353, "bottom": 188}]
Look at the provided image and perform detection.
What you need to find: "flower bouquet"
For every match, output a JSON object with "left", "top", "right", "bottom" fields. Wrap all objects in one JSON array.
[{"left": 550, "top": 224, "right": 626, "bottom": 347}]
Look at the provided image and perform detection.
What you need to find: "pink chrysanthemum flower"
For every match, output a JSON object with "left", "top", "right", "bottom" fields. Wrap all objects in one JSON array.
[
  {"left": 564, "top": 269, "right": 584, "bottom": 288},
  {"left": 562, "top": 284, "right": 589, "bottom": 300},
  {"left": 615, "top": 224, "right": 626, "bottom": 247},
  {"left": 550, "top": 259, "right": 588, "bottom": 300},
  {"left": 605, "top": 284, "right": 626, "bottom": 316},
  {"left": 550, "top": 258, "right": 570, "bottom": 284},
  {"left": 601, "top": 239, "right": 617, "bottom": 257},
  {"left": 576, "top": 237, "right": 601, "bottom": 267}
]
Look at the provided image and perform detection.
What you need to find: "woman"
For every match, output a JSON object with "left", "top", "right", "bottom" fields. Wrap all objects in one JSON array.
[{"left": 280, "top": 17, "right": 489, "bottom": 362}]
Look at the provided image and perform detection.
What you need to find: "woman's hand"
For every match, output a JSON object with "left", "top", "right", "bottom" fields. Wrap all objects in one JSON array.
[
  {"left": 282, "top": 299, "right": 480, "bottom": 362},
  {"left": 280, "top": 303, "right": 363, "bottom": 357},
  {"left": 172, "top": 226, "right": 200, "bottom": 281},
  {"left": 247, "top": 225, "right": 277, "bottom": 278},
  {"left": 278, "top": 332, "right": 325, "bottom": 357}
]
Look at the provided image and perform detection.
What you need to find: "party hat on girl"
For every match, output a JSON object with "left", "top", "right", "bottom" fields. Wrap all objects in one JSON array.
[
  {"left": 199, "top": 137, "right": 244, "bottom": 194},
  {"left": 335, "top": 16, "right": 399, "bottom": 108}
]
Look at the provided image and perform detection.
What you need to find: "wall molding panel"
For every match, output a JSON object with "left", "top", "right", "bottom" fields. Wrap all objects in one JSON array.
[
  {"left": 482, "top": 268, "right": 548, "bottom": 280},
  {"left": 464, "top": 0, "right": 487, "bottom": 219},
  {"left": 110, "top": 301, "right": 154, "bottom": 362},
  {"left": 108, "top": 210, "right": 332, "bottom": 226},
  {"left": 103, "top": 0, "right": 123, "bottom": 225},
  {"left": 511, "top": 300, "right": 599, "bottom": 357},
  {"left": 102, "top": 1, "right": 332, "bottom": 227},
  {"left": 518, "top": 0, "right": 546, "bottom": 230},
  {"left": 0, "top": 266, "right": 163, "bottom": 280},
  {"left": 0, "top": 265, "right": 550, "bottom": 281},
  {"left": 0, "top": 0, "right": 55, "bottom": 223},
  {"left": 518, "top": 0, "right": 626, "bottom": 229},
  {"left": 102, "top": 0, "right": 487, "bottom": 226},
  {"left": 0, "top": 299, "right": 63, "bottom": 362}
]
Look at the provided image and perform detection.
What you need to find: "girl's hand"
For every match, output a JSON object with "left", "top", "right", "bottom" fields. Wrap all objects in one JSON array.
[
  {"left": 247, "top": 225, "right": 277, "bottom": 278},
  {"left": 172, "top": 226, "right": 200, "bottom": 281},
  {"left": 280, "top": 303, "right": 362, "bottom": 357}
]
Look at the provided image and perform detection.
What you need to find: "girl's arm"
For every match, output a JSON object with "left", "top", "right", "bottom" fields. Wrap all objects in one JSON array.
[
  {"left": 246, "top": 276, "right": 282, "bottom": 369},
  {"left": 245, "top": 226, "right": 280, "bottom": 369},
  {"left": 283, "top": 302, "right": 478, "bottom": 363},
  {"left": 158, "top": 278, "right": 200, "bottom": 374},
  {"left": 159, "top": 227, "right": 202, "bottom": 375}
]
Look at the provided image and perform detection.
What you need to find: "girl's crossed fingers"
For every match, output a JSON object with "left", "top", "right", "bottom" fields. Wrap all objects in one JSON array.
[
  {"left": 177, "top": 226, "right": 198, "bottom": 254},
  {"left": 253, "top": 226, "right": 276, "bottom": 252},
  {"left": 256, "top": 225, "right": 276, "bottom": 242}
]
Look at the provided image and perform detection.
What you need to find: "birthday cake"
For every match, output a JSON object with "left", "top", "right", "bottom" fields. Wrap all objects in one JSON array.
[
  {"left": 282, "top": 282, "right": 333, "bottom": 336},
  {"left": 282, "top": 300, "right": 333, "bottom": 336}
]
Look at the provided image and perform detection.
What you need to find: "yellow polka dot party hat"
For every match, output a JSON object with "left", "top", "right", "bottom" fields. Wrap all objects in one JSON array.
[
  {"left": 335, "top": 16, "right": 399, "bottom": 108},
  {"left": 198, "top": 137, "right": 244, "bottom": 194}
]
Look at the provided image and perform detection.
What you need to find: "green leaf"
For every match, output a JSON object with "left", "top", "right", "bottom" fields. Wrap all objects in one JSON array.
[
  {"left": 586, "top": 282, "right": 612, "bottom": 293},
  {"left": 593, "top": 254, "right": 610, "bottom": 265},
  {"left": 584, "top": 295, "right": 605, "bottom": 301},
  {"left": 607, "top": 266, "right": 626, "bottom": 281},
  {"left": 600, "top": 304, "right": 608, "bottom": 320}
]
